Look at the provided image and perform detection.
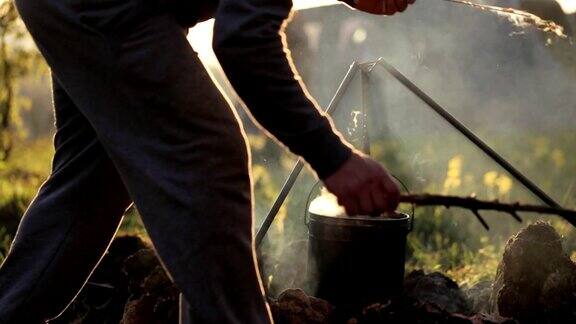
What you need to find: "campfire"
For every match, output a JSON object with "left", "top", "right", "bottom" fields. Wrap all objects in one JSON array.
[
  {"left": 249, "top": 54, "right": 576, "bottom": 323},
  {"left": 52, "top": 221, "right": 576, "bottom": 323},
  {"left": 74, "top": 56, "right": 573, "bottom": 323},
  {"left": 52, "top": 6, "right": 576, "bottom": 322}
]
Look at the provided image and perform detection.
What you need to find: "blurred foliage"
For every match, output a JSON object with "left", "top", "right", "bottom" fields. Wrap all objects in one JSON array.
[
  {"left": 1, "top": 129, "right": 574, "bottom": 289},
  {"left": 252, "top": 128, "right": 576, "bottom": 289},
  {"left": 0, "top": 2, "right": 44, "bottom": 161},
  {"left": 0, "top": 138, "right": 53, "bottom": 258}
]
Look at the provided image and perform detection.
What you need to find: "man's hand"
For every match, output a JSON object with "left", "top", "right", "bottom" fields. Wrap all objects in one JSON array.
[
  {"left": 355, "top": 0, "right": 416, "bottom": 15},
  {"left": 323, "top": 152, "right": 401, "bottom": 216}
]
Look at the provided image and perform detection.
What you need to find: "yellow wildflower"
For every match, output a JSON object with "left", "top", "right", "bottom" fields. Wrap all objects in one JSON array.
[
  {"left": 483, "top": 171, "right": 498, "bottom": 187},
  {"left": 551, "top": 149, "right": 566, "bottom": 168},
  {"left": 495, "top": 175, "right": 513, "bottom": 195}
]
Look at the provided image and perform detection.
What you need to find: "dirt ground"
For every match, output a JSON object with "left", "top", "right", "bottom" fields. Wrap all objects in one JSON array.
[{"left": 53, "top": 222, "right": 576, "bottom": 324}]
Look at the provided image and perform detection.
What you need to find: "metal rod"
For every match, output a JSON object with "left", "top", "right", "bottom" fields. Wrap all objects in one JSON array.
[
  {"left": 361, "top": 68, "right": 372, "bottom": 155},
  {"left": 375, "top": 59, "right": 561, "bottom": 211},
  {"left": 255, "top": 161, "right": 305, "bottom": 247},
  {"left": 255, "top": 61, "right": 360, "bottom": 247}
]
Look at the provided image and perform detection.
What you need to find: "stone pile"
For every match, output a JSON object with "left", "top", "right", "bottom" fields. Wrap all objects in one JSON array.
[{"left": 54, "top": 221, "right": 576, "bottom": 323}]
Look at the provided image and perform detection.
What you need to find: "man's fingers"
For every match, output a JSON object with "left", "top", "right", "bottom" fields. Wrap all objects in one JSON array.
[
  {"left": 339, "top": 195, "right": 359, "bottom": 216},
  {"left": 358, "top": 188, "right": 375, "bottom": 215},
  {"left": 323, "top": 153, "right": 402, "bottom": 216},
  {"left": 383, "top": 178, "right": 401, "bottom": 212},
  {"left": 354, "top": 0, "right": 415, "bottom": 15},
  {"left": 395, "top": 0, "right": 408, "bottom": 12},
  {"left": 370, "top": 183, "right": 387, "bottom": 215},
  {"left": 384, "top": 0, "right": 398, "bottom": 15},
  {"left": 355, "top": 0, "right": 383, "bottom": 15}
]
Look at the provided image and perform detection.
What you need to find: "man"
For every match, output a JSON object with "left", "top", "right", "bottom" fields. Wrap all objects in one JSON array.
[{"left": 0, "top": 0, "right": 415, "bottom": 322}]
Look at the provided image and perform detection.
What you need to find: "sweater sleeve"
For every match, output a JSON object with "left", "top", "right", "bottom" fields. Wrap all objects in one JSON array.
[{"left": 212, "top": 0, "right": 353, "bottom": 179}]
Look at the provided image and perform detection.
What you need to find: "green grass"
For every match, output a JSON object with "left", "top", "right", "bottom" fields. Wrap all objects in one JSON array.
[
  {"left": 1, "top": 132, "right": 574, "bottom": 288},
  {"left": 0, "top": 138, "right": 54, "bottom": 258}
]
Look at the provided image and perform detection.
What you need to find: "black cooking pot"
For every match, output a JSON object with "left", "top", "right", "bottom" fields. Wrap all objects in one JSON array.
[{"left": 307, "top": 210, "right": 412, "bottom": 310}]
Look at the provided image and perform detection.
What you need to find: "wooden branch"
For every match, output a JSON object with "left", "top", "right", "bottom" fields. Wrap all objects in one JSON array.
[
  {"left": 442, "top": 0, "right": 567, "bottom": 38},
  {"left": 399, "top": 194, "right": 576, "bottom": 230},
  {"left": 443, "top": 0, "right": 536, "bottom": 18}
]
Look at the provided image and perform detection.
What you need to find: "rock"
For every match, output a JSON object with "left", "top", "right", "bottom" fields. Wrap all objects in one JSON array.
[
  {"left": 121, "top": 293, "right": 178, "bottom": 324},
  {"left": 351, "top": 297, "right": 470, "bottom": 324},
  {"left": 121, "top": 265, "right": 179, "bottom": 324},
  {"left": 121, "top": 250, "right": 179, "bottom": 324},
  {"left": 491, "top": 221, "right": 576, "bottom": 322},
  {"left": 52, "top": 235, "right": 149, "bottom": 324},
  {"left": 270, "top": 280, "right": 513, "bottom": 324},
  {"left": 463, "top": 280, "right": 493, "bottom": 314},
  {"left": 404, "top": 270, "right": 471, "bottom": 314},
  {"left": 121, "top": 295, "right": 158, "bottom": 324},
  {"left": 52, "top": 235, "right": 179, "bottom": 324},
  {"left": 468, "top": 313, "right": 517, "bottom": 324},
  {"left": 351, "top": 298, "right": 516, "bottom": 324},
  {"left": 123, "top": 248, "right": 162, "bottom": 296},
  {"left": 269, "top": 288, "right": 334, "bottom": 324},
  {"left": 142, "top": 266, "right": 176, "bottom": 295}
]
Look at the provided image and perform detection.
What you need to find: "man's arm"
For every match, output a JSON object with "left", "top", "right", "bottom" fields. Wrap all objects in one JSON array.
[
  {"left": 213, "top": 0, "right": 352, "bottom": 180},
  {"left": 213, "top": 0, "right": 415, "bottom": 215}
]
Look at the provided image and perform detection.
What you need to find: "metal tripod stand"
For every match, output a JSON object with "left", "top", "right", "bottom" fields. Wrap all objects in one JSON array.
[{"left": 255, "top": 58, "right": 562, "bottom": 248}]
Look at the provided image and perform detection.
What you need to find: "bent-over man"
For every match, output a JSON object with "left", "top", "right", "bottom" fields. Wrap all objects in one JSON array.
[{"left": 0, "top": 0, "right": 415, "bottom": 322}]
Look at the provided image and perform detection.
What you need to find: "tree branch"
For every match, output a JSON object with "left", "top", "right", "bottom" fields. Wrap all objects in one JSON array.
[
  {"left": 443, "top": 0, "right": 567, "bottom": 38},
  {"left": 399, "top": 194, "right": 576, "bottom": 230}
]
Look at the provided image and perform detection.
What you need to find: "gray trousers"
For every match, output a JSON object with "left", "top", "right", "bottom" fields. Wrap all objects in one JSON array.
[{"left": 0, "top": 0, "right": 272, "bottom": 323}]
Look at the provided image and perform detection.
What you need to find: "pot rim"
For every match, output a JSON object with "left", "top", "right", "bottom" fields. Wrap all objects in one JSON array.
[{"left": 308, "top": 211, "right": 411, "bottom": 228}]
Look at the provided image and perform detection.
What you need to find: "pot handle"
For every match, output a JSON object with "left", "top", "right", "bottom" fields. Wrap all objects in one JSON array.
[
  {"left": 392, "top": 175, "right": 415, "bottom": 232},
  {"left": 304, "top": 181, "right": 323, "bottom": 227}
]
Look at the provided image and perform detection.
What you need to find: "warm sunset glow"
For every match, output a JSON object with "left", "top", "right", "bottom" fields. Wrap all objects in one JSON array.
[
  {"left": 187, "top": 0, "right": 340, "bottom": 60},
  {"left": 556, "top": 0, "right": 576, "bottom": 14},
  {"left": 293, "top": 0, "right": 339, "bottom": 10}
]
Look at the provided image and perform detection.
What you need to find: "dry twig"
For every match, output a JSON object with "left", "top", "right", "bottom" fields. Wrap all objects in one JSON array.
[
  {"left": 399, "top": 194, "right": 576, "bottom": 230},
  {"left": 443, "top": 0, "right": 567, "bottom": 38}
]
